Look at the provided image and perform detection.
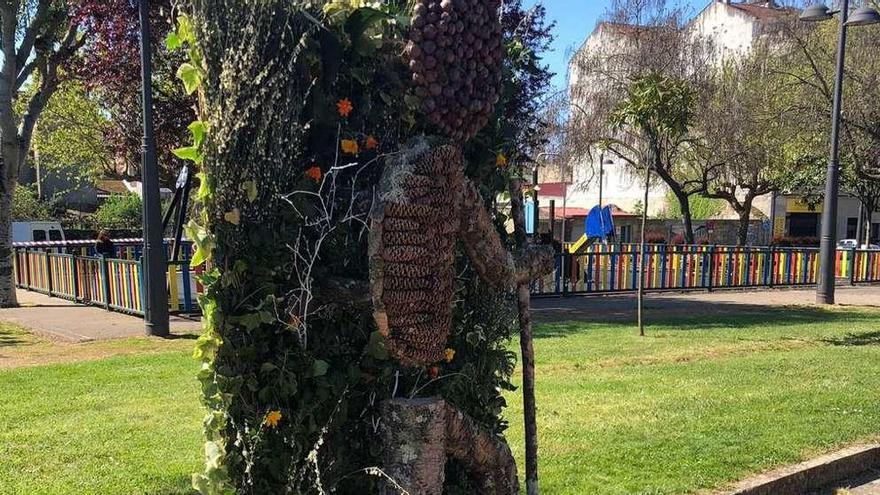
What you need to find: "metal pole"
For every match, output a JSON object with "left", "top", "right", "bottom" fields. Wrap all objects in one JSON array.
[
  {"left": 598, "top": 152, "right": 604, "bottom": 209},
  {"left": 139, "top": 0, "right": 169, "bottom": 336},
  {"left": 532, "top": 166, "right": 539, "bottom": 237},
  {"left": 817, "top": 0, "right": 849, "bottom": 305}
]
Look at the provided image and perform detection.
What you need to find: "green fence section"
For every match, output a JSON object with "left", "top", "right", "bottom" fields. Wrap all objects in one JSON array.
[{"left": 534, "top": 244, "right": 880, "bottom": 296}]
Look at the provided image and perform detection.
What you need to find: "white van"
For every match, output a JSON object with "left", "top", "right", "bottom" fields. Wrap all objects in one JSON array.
[{"left": 11, "top": 221, "right": 66, "bottom": 243}]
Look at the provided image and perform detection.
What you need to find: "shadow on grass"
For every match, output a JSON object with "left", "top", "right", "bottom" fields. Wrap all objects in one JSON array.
[
  {"left": 164, "top": 333, "right": 199, "bottom": 341},
  {"left": 823, "top": 331, "right": 880, "bottom": 347},
  {"left": 144, "top": 477, "right": 197, "bottom": 495},
  {"left": 0, "top": 330, "right": 35, "bottom": 347},
  {"left": 533, "top": 304, "right": 877, "bottom": 339}
]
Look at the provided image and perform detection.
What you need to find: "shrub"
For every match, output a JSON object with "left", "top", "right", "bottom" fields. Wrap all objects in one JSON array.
[
  {"left": 11, "top": 186, "right": 53, "bottom": 221},
  {"left": 771, "top": 236, "right": 819, "bottom": 247},
  {"left": 644, "top": 232, "right": 667, "bottom": 244},
  {"left": 95, "top": 193, "right": 142, "bottom": 229}
]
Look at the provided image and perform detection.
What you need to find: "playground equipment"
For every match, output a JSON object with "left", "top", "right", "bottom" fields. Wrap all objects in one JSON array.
[{"left": 568, "top": 205, "right": 615, "bottom": 254}]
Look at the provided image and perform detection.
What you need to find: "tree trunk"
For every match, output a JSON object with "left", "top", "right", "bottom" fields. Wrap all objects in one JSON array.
[
  {"left": 380, "top": 398, "right": 519, "bottom": 495},
  {"left": 638, "top": 166, "right": 651, "bottom": 337},
  {"left": 736, "top": 196, "right": 754, "bottom": 247},
  {"left": 675, "top": 189, "right": 695, "bottom": 244},
  {"left": 509, "top": 178, "right": 539, "bottom": 495},
  {"left": 0, "top": 180, "right": 16, "bottom": 307},
  {"left": 0, "top": 131, "right": 21, "bottom": 307}
]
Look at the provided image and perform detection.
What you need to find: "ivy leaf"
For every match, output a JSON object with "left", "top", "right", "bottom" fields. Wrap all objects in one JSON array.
[
  {"left": 177, "top": 63, "right": 203, "bottom": 95},
  {"left": 176, "top": 15, "right": 195, "bottom": 45},
  {"left": 311, "top": 359, "right": 329, "bottom": 377},
  {"left": 189, "top": 120, "right": 207, "bottom": 148},
  {"left": 346, "top": 7, "right": 390, "bottom": 53},
  {"left": 165, "top": 32, "right": 182, "bottom": 51},
  {"left": 186, "top": 219, "right": 215, "bottom": 266},
  {"left": 196, "top": 171, "right": 213, "bottom": 201},
  {"left": 243, "top": 180, "right": 258, "bottom": 202},
  {"left": 173, "top": 145, "right": 201, "bottom": 164},
  {"left": 366, "top": 331, "right": 388, "bottom": 360}
]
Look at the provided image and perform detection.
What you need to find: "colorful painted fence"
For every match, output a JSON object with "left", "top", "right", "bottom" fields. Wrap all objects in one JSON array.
[
  {"left": 533, "top": 244, "right": 880, "bottom": 296},
  {"left": 11, "top": 248, "right": 200, "bottom": 316}
]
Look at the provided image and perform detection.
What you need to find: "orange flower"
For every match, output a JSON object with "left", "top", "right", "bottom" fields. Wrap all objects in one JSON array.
[
  {"left": 365, "top": 135, "right": 379, "bottom": 150},
  {"left": 265, "top": 410, "right": 282, "bottom": 428},
  {"left": 305, "top": 166, "right": 322, "bottom": 182},
  {"left": 495, "top": 152, "right": 508, "bottom": 168},
  {"left": 336, "top": 98, "right": 353, "bottom": 117},
  {"left": 341, "top": 139, "right": 359, "bottom": 155}
]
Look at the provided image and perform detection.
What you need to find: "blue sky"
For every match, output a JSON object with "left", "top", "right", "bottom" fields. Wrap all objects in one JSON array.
[{"left": 526, "top": 0, "right": 707, "bottom": 90}]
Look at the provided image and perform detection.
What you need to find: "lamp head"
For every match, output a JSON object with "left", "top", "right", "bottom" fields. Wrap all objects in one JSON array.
[
  {"left": 847, "top": 6, "right": 880, "bottom": 26},
  {"left": 800, "top": 4, "right": 834, "bottom": 22}
]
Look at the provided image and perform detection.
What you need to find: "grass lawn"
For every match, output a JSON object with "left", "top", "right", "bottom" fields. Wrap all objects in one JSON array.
[{"left": 2, "top": 305, "right": 880, "bottom": 494}]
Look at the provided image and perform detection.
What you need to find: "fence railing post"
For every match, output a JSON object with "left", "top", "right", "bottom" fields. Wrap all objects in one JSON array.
[
  {"left": 707, "top": 246, "right": 715, "bottom": 293},
  {"left": 71, "top": 255, "right": 80, "bottom": 302},
  {"left": 561, "top": 253, "right": 569, "bottom": 297},
  {"left": 849, "top": 248, "right": 857, "bottom": 285},
  {"left": 100, "top": 256, "right": 111, "bottom": 310},
  {"left": 23, "top": 249, "right": 31, "bottom": 290},
  {"left": 768, "top": 246, "right": 776, "bottom": 288},
  {"left": 45, "top": 251, "right": 53, "bottom": 296}
]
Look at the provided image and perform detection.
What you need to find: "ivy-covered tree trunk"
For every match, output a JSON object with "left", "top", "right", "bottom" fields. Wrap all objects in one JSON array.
[{"left": 184, "top": 0, "right": 549, "bottom": 493}]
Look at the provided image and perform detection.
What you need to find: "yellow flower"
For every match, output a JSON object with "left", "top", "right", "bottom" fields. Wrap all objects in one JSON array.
[
  {"left": 336, "top": 98, "right": 354, "bottom": 117},
  {"left": 341, "top": 139, "right": 360, "bottom": 155},
  {"left": 365, "top": 135, "right": 379, "bottom": 150},
  {"left": 265, "top": 410, "right": 282, "bottom": 428},
  {"left": 495, "top": 152, "right": 508, "bottom": 168},
  {"left": 444, "top": 348, "right": 455, "bottom": 363}
]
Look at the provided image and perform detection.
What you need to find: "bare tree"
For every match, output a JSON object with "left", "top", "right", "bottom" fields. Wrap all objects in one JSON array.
[
  {"left": 0, "top": 0, "right": 83, "bottom": 307},
  {"left": 769, "top": 11, "right": 880, "bottom": 244},
  {"left": 564, "top": 0, "right": 713, "bottom": 242},
  {"left": 692, "top": 43, "right": 793, "bottom": 245}
]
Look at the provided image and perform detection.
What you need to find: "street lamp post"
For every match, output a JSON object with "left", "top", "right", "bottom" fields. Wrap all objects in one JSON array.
[
  {"left": 139, "top": 0, "right": 169, "bottom": 336},
  {"left": 801, "top": 2, "right": 880, "bottom": 305}
]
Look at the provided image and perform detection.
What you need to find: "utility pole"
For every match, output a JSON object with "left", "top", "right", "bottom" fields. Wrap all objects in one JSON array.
[{"left": 139, "top": 0, "right": 169, "bottom": 336}]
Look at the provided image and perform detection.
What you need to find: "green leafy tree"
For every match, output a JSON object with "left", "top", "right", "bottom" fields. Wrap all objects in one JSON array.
[
  {"left": 609, "top": 71, "right": 702, "bottom": 242},
  {"left": 0, "top": 1, "right": 85, "bottom": 307},
  {"left": 658, "top": 191, "right": 725, "bottom": 221},
  {"left": 772, "top": 16, "right": 880, "bottom": 245},
  {"left": 94, "top": 193, "right": 142, "bottom": 229},
  {"left": 11, "top": 186, "right": 52, "bottom": 221}
]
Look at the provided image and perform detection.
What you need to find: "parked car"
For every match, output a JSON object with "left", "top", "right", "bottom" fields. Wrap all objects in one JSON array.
[
  {"left": 837, "top": 239, "right": 880, "bottom": 250},
  {"left": 11, "top": 221, "right": 65, "bottom": 243}
]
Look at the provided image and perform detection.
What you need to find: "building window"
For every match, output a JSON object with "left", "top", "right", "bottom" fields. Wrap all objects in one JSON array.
[
  {"left": 788, "top": 213, "right": 819, "bottom": 238},
  {"left": 32, "top": 229, "right": 47, "bottom": 242},
  {"left": 846, "top": 217, "right": 858, "bottom": 239}
]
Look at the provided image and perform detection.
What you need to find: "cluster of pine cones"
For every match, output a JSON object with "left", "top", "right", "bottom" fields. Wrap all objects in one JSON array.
[{"left": 406, "top": 0, "right": 504, "bottom": 142}]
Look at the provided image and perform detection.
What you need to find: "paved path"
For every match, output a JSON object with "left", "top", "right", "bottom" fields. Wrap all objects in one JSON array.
[
  {"left": 532, "top": 285, "right": 880, "bottom": 323},
  {"left": 1, "top": 290, "right": 202, "bottom": 342}
]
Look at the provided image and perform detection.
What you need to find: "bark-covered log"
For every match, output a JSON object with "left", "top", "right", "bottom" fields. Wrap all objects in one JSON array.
[{"left": 380, "top": 398, "right": 519, "bottom": 495}]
